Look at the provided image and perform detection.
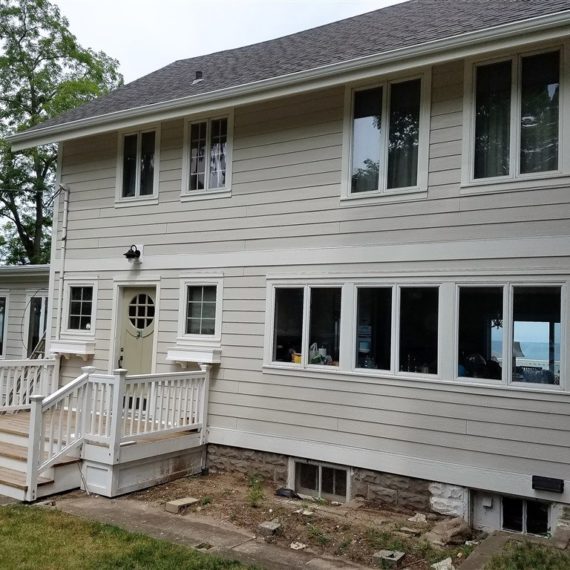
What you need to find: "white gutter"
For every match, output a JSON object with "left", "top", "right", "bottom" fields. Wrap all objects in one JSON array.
[
  {"left": 54, "top": 183, "right": 70, "bottom": 344},
  {"left": 8, "top": 9, "right": 570, "bottom": 150}
]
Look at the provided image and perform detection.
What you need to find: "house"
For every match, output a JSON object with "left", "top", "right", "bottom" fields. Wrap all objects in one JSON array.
[
  {"left": 0, "top": 265, "right": 50, "bottom": 360},
  {"left": 2, "top": 0, "right": 570, "bottom": 536}
]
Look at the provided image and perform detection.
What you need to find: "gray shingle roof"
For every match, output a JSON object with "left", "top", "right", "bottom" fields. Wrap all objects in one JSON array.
[{"left": 26, "top": 0, "right": 570, "bottom": 132}]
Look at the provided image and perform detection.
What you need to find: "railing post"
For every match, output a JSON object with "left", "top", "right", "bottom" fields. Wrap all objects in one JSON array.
[
  {"left": 108, "top": 369, "right": 127, "bottom": 464},
  {"left": 25, "top": 394, "right": 44, "bottom": 502},
  {"left": 199, "top": 364, "right": 211, "bottom": 445},
  {"left": 80, "top": 366, "right": 96, "bottom": 438}
]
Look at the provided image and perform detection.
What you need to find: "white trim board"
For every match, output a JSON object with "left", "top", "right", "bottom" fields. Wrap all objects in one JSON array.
[
  {"left": 208, "top": 427, "right": 570, "bottom": 504},
  {"left": 59, "top": 235, "right": 570, "bottom": 274}
]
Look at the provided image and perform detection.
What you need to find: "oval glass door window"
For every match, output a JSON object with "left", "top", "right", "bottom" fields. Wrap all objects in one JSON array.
[{"left": 128, "top": 293, "right": 155, "bottom": 330}]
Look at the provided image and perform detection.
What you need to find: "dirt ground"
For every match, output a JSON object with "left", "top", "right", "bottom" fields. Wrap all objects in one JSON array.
[{"left": 127, "top": 472, "right": 478, "bottom": 569}]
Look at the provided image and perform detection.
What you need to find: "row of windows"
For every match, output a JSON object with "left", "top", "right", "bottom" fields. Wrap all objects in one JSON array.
[
  {"left": 269, "top": 283, "right": 564, "bottom": 388},
  {"left": 115, "top": 46, "right": 567, "bottom": 203},
  {"left": 63, "top": 277, "right": 566, "bottom": 390}
]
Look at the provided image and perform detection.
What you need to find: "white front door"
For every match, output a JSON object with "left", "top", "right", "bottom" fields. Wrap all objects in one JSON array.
[{"left": 118, "top": 287, "right": 155, "bottom": 375}]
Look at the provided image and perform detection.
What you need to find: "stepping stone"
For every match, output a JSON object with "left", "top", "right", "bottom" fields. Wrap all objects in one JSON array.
[
  {"left": 399, "top": 526, "right": 421, "bottom": 536},
  {"left": 165, "top": 497, "right": 199, "bottom": 514}
]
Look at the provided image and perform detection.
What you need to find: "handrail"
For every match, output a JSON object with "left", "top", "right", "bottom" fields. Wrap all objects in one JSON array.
[{"left": 41, "top": 371, "right": 89, "bottom": 409}]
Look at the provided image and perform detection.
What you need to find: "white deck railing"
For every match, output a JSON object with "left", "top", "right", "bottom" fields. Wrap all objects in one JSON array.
[
  {"left": 0, "top": 359, "right": 58, "bottom": 412},
  {"left": 25, "top": 366, "right": 210, "bottom": 501}
]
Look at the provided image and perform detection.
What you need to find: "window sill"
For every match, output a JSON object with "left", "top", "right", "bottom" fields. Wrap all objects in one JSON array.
[
  {"left": 50, "top": 339, "right": 95, "bottom": 360},
  {"left": 180, "top": 188, "right": 231, "bottom": 202},
  {"left": 340, "top": 187, "right": 427, "bottom": 206},
  {"left": 262, "top": 364, "right": 568, "bottom": 396},
  {"left": 166, "top": 345, "right": 221, "bottom": 366},
  {"left": 460, "top": 173, "right": 570, "bottom": 196},
  {"left": 114, "top": 196, "right": 159, "bottom": 208}
]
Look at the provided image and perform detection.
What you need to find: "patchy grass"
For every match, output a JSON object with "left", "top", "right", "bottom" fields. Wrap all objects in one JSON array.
[
  {"left": 0, "top": 505, "right": 252, "bottom": 570},
  {"left": 485, "top": 540, "right": 570, "bottom": 570},
  {"left": 247, "top": 474, "right": 265, "bottom": 508}
]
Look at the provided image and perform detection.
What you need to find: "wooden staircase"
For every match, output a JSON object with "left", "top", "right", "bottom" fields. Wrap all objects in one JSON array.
[{"left": 0, "top": 412, "right": 80, "bottom": 501}]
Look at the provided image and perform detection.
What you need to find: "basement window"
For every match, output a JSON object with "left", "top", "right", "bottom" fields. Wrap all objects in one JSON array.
[
  {"left": 294, "top": 460, "right": 348, "bottom": 502},
  {"left": 502, "top": 497, "right": 549, "bottom": 535}
]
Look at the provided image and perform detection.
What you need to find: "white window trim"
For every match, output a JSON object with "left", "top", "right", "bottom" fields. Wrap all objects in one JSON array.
[
  {"left": 61, "top": 280, "right": 98, "bottom": 338},
  {"left": 461, "top": 41, "right": 570, "bottom": 192},
  {"left": 22, "top": 290, "right": 48, "bottom": 359},
  {"left": 340, "top": 69, "right": 431, "bottom": 202},
  {"left": 454, "top": 281, "right": 566, "bottom": 392},
  {"left": 176, "top": 276, "right": 223, "bottom": 346},
  {"left": 180, "top": 110, "right": 234, "bottom": 201},
  {"left": 115, "top": 124, "right": 161, "bottom": 205},
  {"left": 166, "top": 275, "right": 223, "bottom": 366},
  {"left": 265, "top": 275, "right": 568, "bottom": 392},
  {"left": 0, "top": 291, "right": 9, "bottom": 359}
]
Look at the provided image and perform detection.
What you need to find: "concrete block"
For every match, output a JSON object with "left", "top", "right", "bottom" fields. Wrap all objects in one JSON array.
[
  {"left": 165, "top": 497, "right": 199, "bottom": 514},
  {"left": 258, "top": 519, "right": 281, "bottom": 536},
  {"left": 373, "top": 550, "right": 405, "bottom": 567}
]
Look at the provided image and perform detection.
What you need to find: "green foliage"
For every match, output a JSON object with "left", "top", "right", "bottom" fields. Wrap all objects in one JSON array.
[
  {"left": 485, "top": 540, "right": 570, "bottom": 570},
  {"left": 307, "top": 523, "right": 331, "bottom": 546},
  {"left": 0, "top": 0, "right": 122, "bottom": 264},
  {"left": 201, "top": 496, "right": 213, "bottom": 506},
  {"left": 0, "top": 505, "right": 252, "bottom": 569},
  {"left": 247, "top": 474, "right": 265, "bottom": 508}
]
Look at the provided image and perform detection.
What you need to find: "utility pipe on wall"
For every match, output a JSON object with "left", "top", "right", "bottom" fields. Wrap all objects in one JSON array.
[{"left": 55, "top": 183, "right": 70, "bottom": 341}]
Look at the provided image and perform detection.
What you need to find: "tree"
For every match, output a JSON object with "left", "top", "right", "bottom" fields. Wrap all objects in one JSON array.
[{"left": 0, "top": 0, "right": 122, "bottom": 264}]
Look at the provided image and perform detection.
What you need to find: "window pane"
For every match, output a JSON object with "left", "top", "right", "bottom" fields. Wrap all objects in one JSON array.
[
  {"left": 273, "top": 288, "right": 303, "bottom": 363},
  {"left": 526, "top": 500, "right": 549, "bottom": 535},
  {"left": 322, "top": 467, "right": 347, "bottom": 498},
  {"left": 503, "top": 497, "right": 523, "bottom": 532},
  {"left": 309, "top": 288, "right": 341, "bottom": 366},
  {"left": 387, "top": 79, "right": 420, "bottom": 189},
  {"left": 295, "top": 463, "right": 318, "bottom": 493},
  {"left": 209, "top": 118, "right": 227, "bottom": 189},
  {"left": 185, "top": 285, "right": 217, "bottom": 335},
  {"left": 122, "top": 134, "right": 137, "bottom": 197},
  {"left": 512, "top": 287, "right": 560, "bottom": 385},
  {"left": 356, "top": 287, "right": 391, "bottom": 370},
  {"left": 474, "top": 61, "right": 511, "bottom": 179},
  {"left": 520, "top": 51, "right": 559, "bottom": 174},
  {"left": 189, "top": 122, "right": 207, "bottom": 190},
  {"left": 351, "top": 87, "right": 382, "bottom": 193},
  {"left": 458, "top": 287, "right": 503, "bottom": 380},
  {"left": 399, "top": 287, "right": 438, "bottom": 374},
  {"left": 68, "top": 287, "right": 93, "bottom": 331},
  {"left": 140, "top": 131, "right": 155, "bottom": 196}
]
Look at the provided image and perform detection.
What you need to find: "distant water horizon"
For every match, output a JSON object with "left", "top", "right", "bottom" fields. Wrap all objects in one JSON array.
[{"left": 492, "top": 340, "right": 560, "bottom": 361}]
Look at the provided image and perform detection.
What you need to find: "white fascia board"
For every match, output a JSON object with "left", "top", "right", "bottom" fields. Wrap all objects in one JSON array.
[{"left": 8, "top": 11, "right": 570, "bottom": 151}]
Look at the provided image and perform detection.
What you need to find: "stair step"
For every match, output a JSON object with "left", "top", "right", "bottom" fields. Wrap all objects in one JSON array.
[
  {"left": 0, "top": 441, "right": 78, "bottom": 466},
  {"left": 0, "top": 467, "right": 52, "bottom": 491},
  {"left": 0, "top": 413, "right": 30, "bottom": 437}
]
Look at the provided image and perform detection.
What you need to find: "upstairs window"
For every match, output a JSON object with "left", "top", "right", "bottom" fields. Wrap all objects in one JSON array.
[
  {"left": 183, "top": 115, "right": 233, "bottom": 196},
  {"left": 119, "top": 129, "right": 158, "bottom": 199},
  {"left": 472, "top": 49, "right": 560, "bottom": 181},
  {"left": 348, "top": 76, "right": 426, "bottom": 195}
]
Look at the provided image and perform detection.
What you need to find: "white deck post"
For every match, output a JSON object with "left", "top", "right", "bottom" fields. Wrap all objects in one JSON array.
[
  {"left": 199, "top": 364, "right": 211, "bottom": 445},
  {"left": 25, "top": 394, "right": 44, "bottom": 502},
  {"left": 108, "top": 369, "right": 127, "bottom": 464},
  {"left": 80, "top": 366, "right": 96, "bottom": 437}
]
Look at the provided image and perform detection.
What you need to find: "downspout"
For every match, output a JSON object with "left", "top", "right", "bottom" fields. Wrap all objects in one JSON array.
[{"left": 55, "top": 183, "right": 70, "bottom": 342}]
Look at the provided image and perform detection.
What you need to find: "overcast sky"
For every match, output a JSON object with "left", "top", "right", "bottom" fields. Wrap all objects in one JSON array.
[{"left": 52, "top": 0, "right": 405, "bottom": 83}]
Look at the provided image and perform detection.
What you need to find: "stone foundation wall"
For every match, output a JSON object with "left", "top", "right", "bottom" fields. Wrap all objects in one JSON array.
[
  {"left": 206, "top": 445, "right": 469, "bottom": 517},
  {"left": 207, "top": 444, "right": 288, "bottom": 484},
  {"left": 352, "top": 468, "right": 431, "bottom": 511}
]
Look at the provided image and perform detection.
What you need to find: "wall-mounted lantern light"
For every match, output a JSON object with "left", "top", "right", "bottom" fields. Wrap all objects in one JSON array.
[{"left": 124, "top": 244, "right": 142, "bottom": 263}]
